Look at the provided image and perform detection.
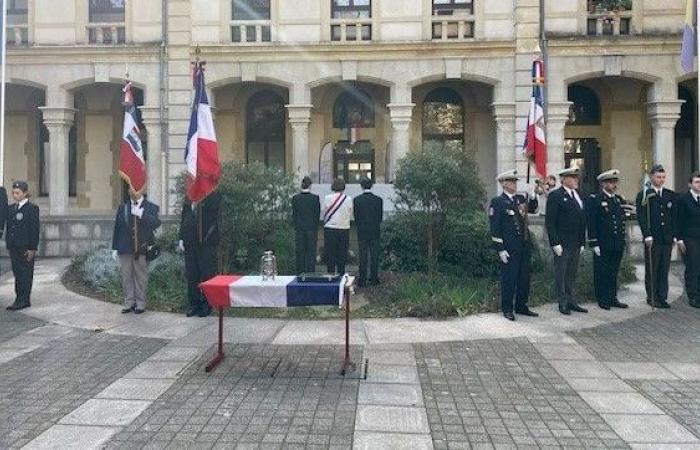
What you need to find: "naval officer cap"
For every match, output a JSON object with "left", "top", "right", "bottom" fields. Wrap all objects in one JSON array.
[
  {"left": 12, "top": 181, "right": 28, "bottom": 192},
  {"left": 597, "top": 169, "right": 620, "bottom": 182},
  {"left": 495, "top": 170, "right": 519, "bottom": 182},
  {"left": 649, "top": 164, "right": 665, "bottom": 175},
  {"left": 557, "top": 167, "right": 581, "bottom": 177}
]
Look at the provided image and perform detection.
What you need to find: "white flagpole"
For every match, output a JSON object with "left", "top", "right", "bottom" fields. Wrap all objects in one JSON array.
[{"left": 0, "top": 0, "right": 7, "bottom": 186}]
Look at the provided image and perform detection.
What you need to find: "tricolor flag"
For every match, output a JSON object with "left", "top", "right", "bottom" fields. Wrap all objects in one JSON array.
[
  {"left": 118, "top": 81, "right": 146, "bottom": 192},
  {"left": 681, "top": 0, "right": 697, "bottom": 73},
  {"left": 522, "top": 56, "right": 547, "bottom": 179},
  {"left": 199, "top": 275, "right": 347, "bottom": 309},
  {"left": 185, "top": 62, "right": 221, "bottom": 203}
]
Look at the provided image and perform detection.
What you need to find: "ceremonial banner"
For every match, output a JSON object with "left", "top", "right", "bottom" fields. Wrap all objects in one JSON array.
[
  {"left": 118, "top": 81, "right": 146, "bottom": 192},
  {"left": 522, "top": 56, "right": 547, "bottom": 178},
  {"left": 681, "top": 0, "right": 697, "bottom": 73}
]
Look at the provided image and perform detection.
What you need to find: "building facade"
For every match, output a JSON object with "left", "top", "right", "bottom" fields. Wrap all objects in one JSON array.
[{"left": 2, "top": 0, "right": 697, "bottom": 225}]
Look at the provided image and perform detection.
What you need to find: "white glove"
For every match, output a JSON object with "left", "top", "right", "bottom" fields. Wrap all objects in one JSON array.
[
  {"left": 177, "top": 240, "right": 185, "bottom": 253},
  {"left": 580, "top": 246, "right": 585, "bottom": 255},
  {"left": 644, "top": 236, "right": 654, "bottom": 247},
  {"left": 498, "top": 250, "right": 510, "bottom": 264},
  {"left": 131, "top": 205, "right": 143, "bottom": 218},
  {"left": 552, "top": 245, "right": 563, "bottom": 257},
  {"left": 111, "top": 250, "right": 118, "bottom": 261},
  {"left": 593, "top": 246, "right": 601, "bottom": 256},
  {"left": 677, "top": 240, "right": 686, "bottom": 254}
]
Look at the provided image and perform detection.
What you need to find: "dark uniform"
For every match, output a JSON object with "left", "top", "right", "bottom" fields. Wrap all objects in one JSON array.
[
  {"left": 179, "top": 191, "right": 220, "bottom": 316},
  {"left": 545, "top": 186, "right": 587, "bottom": 313},
  {"left": 6, "top": 197, "right": 40, "bottom": 309},
  {"left": 489, "top": 192, "right": 538, "bottom": 316},
  {"left": 635, "top": 187, "right": 678, "bottom": 307},
  {"left": 676, "top": 189, "right": 700, "bottom": 307},
  {"left": 586, "top": 191, "right": 627, "bottom": 308},
  {"left": 354, "top": 190, "right": 383, "bottom": 286},
  {"left": 292, "top": 190, "right": 320, "bottom": 273}
]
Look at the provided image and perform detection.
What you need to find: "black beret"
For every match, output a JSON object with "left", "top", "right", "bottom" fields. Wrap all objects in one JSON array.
[{"left": 12, "top": 181, "right": 28, "bottom": 192}]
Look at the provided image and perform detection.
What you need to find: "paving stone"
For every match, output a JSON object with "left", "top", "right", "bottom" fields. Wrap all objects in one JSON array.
[
  {"left": 566, "top": 377, "right": 637, "bottom": 392},
  {"left": 358, "top": 383, "right": 423, "bottom": 407},
  {"left": 23, "top": 424, "right": 122, "bottom": 450},
  {"left": 96, "top": 378, "right": 176, "bottom": 401},
  {"left": 59, "top": 399, "right": 152, "bottom": 426},
  {"left": 604, "top": 362, "right": 680, "bottom": 380},
  {"left": 125, "top": 360, "right": 193, "bottom": 379},
  {"left": 354, "top": 431, "right": 434, "bottom": 449},
  {"left": 365, "top": 363, "right": 420, "bottom": 384},
  {"left": 533, "top": 343, "right": 596, "bottom": 360},
  {"left": 355, "top": 405, "right": 430, "bottom": 433},
  {"left": 602, "top": 414, "right": 699, "bottom": 443},
  {"left": 631, "top": 380, "right": 700, "bottom": 438},
  {"left": 662, "top": 363, "right": 700, "bottom": 381},
  {"left": 548, "top": 359, "right": 617, "bottom": 379},
  {"left": 579, "top": 392, "right": 665, "bottom": 414},
  {"left": 364, "top": 350, "right": 416, "bottom": 366}
]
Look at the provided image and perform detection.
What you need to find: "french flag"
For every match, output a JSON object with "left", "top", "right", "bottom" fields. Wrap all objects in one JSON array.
[
  {"left": 118, "top": 81, "right": 146, "bottom": 192},
  {"left": 185, "top": 62, "right": 221, "bottom": 203},
  {"left": 522, "top": 57, "right": 547, "bottom": 179}
]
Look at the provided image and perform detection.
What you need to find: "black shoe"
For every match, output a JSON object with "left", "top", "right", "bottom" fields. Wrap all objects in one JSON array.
[
  {"left": 515, "top": 308, "right": 539, "bottom": 317},
  {"left": 6, "top": 303, "right": 29, "bottom": 311},
  {"left": 690, "top": 301, "right": 700, "bottom": 309},
  {"left": 569, "top": 303, "right": 588, "bottom": 313},
  {"left": 503, "top": 311, "right": 516, "bottom": 321},
  {"left": 121, "top": 305, "right": 135, "bottom": 314},
  {"left": 559, "top": 305, "right": 571, "bottom": 315},
  {"left": 610, "top": 300, "right": 628, "bottom": 309},
  {"left": 134, "top": 308, "right": 145, "bottom": 314},
  {"left": 657, "top": 301, "right": 671, "bottom": 309},
  {"left": 197, "top": 308, "right": 211, "bottom": 318},
  {"left": 598, "top": 303, "right": 611, "bottom": 310},
  {"left": 186, "top": 308, "right": 198, "bottom": 317}
]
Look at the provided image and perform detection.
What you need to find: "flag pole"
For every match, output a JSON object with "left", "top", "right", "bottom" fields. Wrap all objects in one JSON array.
[{"left": 1, "top": 0, "right": 8, "bottom": 186}]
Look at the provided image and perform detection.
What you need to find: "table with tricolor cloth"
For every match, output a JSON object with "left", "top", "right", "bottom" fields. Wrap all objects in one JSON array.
[{"left": 199, "top": 274, "right": 355, "bottom": 374}]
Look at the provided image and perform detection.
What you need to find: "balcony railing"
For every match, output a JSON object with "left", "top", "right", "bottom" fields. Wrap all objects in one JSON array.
[
  {"left": 4, "top": 24, "right": 29, "bottom": 45},
  {"left": 330, "top": 18, "right": 372, "bottom": 42},
  {"left": 587, "top": 10, "right": 632, "bottom": 36},
  {"left": 87, "top": 23, "right": 126, "bottom": 44},
  {"left": 231, "top": 20, "right": 271, "bottom": 43},
  {"left": 431, "top": 16, "right": 475, "bottom": 40}
]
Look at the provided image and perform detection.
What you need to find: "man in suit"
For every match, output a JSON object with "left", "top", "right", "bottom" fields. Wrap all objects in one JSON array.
[
  {"left": 635, "top": 164, "right": 679, "bottom": 308},
  {"left": 179, "top": 190, "right": 221, "bottom": 317},
  {"left": 675, "top": 171, "right": 700, "bottom": 308},
  {"left": 292, "top": 176, "right": 320, "bottom": 274},
  {"left": 353, "top": 177, "right": 383, "bottom": 287},
  {"left": 5, "top": 181, "right": 39, "bottom": 311},
  {"left": 489, "top": 170, "right": 539, "bottom": 321},
  {"left": 545, "top": 167, "right": 588, "bottom": 315},
  {"left": 112, "top": 187, "right": 161, "bottom": 314},
  {"left": 586, "top": 169, "right": 629, "bottom": 310}
]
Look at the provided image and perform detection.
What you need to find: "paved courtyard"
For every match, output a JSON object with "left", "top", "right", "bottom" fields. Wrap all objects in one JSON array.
[{"left": 0, "top": 260, "right": 699, "bottom": 449}]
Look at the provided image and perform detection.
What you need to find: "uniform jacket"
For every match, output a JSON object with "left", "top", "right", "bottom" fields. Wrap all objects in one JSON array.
[
  {"left": 6, "top": 200, "right": 40, "bottom": 251},
  {"left": 179, "top": 191, "right": 221, "bottom": 247},
  {"left": 292, "top": 191, "right": 321, "bottom": 232},
  {"left": 545, "top": 187, "right": 587, "bottom": 248},
  {"left": 489, "top": 192, "right": 537, "bottom": 253},
  {"left": 586, "top": 191, "right": 626, "bottom": 252},
  {"left": 0, "top": 187, "right": 8, "bottom": 239},
  {"left": 112, "top": 199, "right": 161, "bottom": 255},
  {"left": 677, "top": 190, "right": 700, "bottom": 241},
  {"left": 353, "top": 191, "right": 383, "bottom": 241},
  {"left": 635, "top": 187, "right": 678, "bottom": 244}
]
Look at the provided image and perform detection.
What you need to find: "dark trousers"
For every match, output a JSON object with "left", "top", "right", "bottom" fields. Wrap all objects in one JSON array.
[
  {"left": 9, "top": 248, "right": 35, "bottom": 307},
  {"left": 500, "top": 244, "right": 531, "bottom": 314},
  {"left": 593, "top": 247, "right": 624, "bottom": 306},
  {"left": 324, "top": 228, "right": 349, "bottom": 274},
  {"left": 644, "top": 242, "right": 672, "bottom": 303},
  {"left": 295, "top": 229, "right": 317, "bottom": 274},
  {"left": 683, "top": 238, "right": 700, "bottom": 302},
  {"left": 184, "top": 244, "right": 217, "bottom": 313},
  {"left": 554, "top": 245, "right": 580, "bottom": 308},
  {"left": 358, "top": 238, "right": 380, "bottom": 286}
]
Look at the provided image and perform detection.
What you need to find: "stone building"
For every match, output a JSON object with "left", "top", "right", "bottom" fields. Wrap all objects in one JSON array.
[{"left": 2, "top": 0, "right": 697, "bottom": 254}]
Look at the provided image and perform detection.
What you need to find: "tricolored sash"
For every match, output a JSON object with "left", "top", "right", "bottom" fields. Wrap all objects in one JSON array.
[{"left": 324, "top": 193, "right": 347, "bottom": 224}]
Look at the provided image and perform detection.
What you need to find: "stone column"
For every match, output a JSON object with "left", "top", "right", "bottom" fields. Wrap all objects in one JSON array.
[
  {"left": 647, "top": 100, "right": 683, "bottom": 190},
  {"left": 492, "top": 102, "right": 516, "bottom": 176},
  {"left": 38, "top": 107, "right": 76, "bottom": 215},
  {"left": 546, "top": 101, "right": 572, "bottom": 176},
  {"left": 387, "top": 103, "right": 415, "bottom": 182},
  {"left": 139, "top": 106, "right": 164, "bottom": 207},
  {"left": 285, "top": 104, "right": 313, "bottom": 177}
]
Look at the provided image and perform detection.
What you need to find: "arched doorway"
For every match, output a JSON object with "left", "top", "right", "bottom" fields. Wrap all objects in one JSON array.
[
  {"left": 421, "top": 86, "right": 464, "bottom": 152},
  {"left": 332, "top": 86, "right": 376, "bottom": 182},
  {"left": 246, "top": 90, "right": 286, "bottom": 168},
  {"left": 565, "top": 84, "right": 602, "bottom": 194}
]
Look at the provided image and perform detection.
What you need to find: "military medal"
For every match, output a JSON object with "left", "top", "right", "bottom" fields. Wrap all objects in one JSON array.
[
  {"left": 667, "top": 201, "right": 673, "bottom": 208},
  {"left": 16, "top": 212, "right": 23, "bottom": 221}
]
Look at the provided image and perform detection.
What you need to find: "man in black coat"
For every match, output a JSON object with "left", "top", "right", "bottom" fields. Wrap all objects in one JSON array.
[
  {"left": 353, "top": 177, "right": 383, "bottom": 287},
  {"left": 489, "top": 170, "right": 539, "bottom": 321},
  {"left": 112, "top": 188, "right": 161, "bottom": 314},
  {"left": 676, "top": 171, "right": 700, "bottom": 308},
  {"left": 292, "top": 176, "right": 320, "bottom": 274},
  {"left": 586, "top": 169, "right": 629, "bottom": 310},
  {"left": 179, "top": 191, "right": 221, "bottom": 317},
  {"left": 635, "top": 164, "right": 679, "bottom": 308},
  {"left": 545, "top": 167, "right": 588, "bottom": 315},
  {"left": 5, "top": 181, "right": 39, "bottom": 311}
]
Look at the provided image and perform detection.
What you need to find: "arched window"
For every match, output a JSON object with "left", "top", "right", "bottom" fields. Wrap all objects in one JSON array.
[
  {"left": 422, "top": 87, "right": 464, "bottom": 151},
  {"left": 567, "top": 85, "right": 601, "bottom": 125},
  {"left": 246, "top": 90, "right": 286, "bottom": 168},
  {"left": 332, "top": 88, "right": 374, "bottom": 129},
  {"left": 332, "top": 88, "right": 375, "bottom": 183}
]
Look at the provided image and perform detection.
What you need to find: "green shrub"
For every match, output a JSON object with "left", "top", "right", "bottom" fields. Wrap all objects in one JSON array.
[
  {"left": 438, "top": 210, "right": 499, "bottom": 278},
  {"left": 381, "top": 212, "right": 429, "bottom": 272}
]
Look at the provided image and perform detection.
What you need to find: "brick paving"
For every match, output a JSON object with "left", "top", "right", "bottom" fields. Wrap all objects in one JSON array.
[
  {"left": 415, "top": 339, "right": 629, "bottom": 449},
  {"left": 630, "top": 380, "right": 700, "bottom": 439},
  {"left": 0, "top": 329, "right": 165, "bottom": 449},
  {"left": 0, "top": 307, "right": 44, "bottom": 342},
  {"left": 105, "top": 344, "right": 363, "bottom": 449}
]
